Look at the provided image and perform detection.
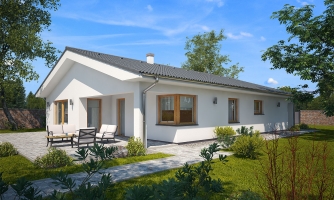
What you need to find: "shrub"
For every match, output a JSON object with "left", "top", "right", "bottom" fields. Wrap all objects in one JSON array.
[
  {"left": 289, "top": 125, "right": 300, "bottom": 131},
  {"left": 236, "top": 126, "right": 254, "bottom": 136},
  {"left": 232, "top": 132, "right": 264, "bottom": 159},
  {"left": 299, "top": 123, "right": 309, "bottom": 129},
  {"left": 125, "top": 137, "right": 146, "bottom": 156},
  {"left": 214, "top": 126, "right": 236, "bottom": 137},
  {"left": 0, "top": 142, "right": 17, "bottom": 157},
  {"left": 217, "top": 135, "right": 236, "bottom": 149},
  {"left": 34, "top": 147, "right": 73, "bottom": 168}
]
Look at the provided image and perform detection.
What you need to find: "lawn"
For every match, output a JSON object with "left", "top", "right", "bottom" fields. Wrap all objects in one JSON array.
[
  {"left": 108, "top": 125, "right": 334, "bottom": 199},
  {"left": 0, "top": 153, "right": 172, "bottom": 184},
  {"left": 0, "top": 128, "right": 46, "bottom": 134}
]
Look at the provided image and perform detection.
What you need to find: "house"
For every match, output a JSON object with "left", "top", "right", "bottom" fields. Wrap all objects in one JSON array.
[{"left": 36, "top": 47, "right": 294, "bottom": 146}]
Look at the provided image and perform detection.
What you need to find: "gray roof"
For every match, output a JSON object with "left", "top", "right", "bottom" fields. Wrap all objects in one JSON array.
[{"left": 65, "top": 46, "right": 288, "bottom": 95}]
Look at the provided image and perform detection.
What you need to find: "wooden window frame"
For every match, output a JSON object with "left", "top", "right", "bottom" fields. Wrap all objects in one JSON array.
[
  {"left": 158, "top": 94, "right": 197, "bottom": 125},
  {"left": 254, "top": 100, "right": 263, "bottom": 115},
  {"left": 54, "top": 100, "right": 68, "bottom": 124},
  {"left": 228, "top": 98, "right": 239, "bottom": 123},
  {"left": 87, "top": 98, "right": 102, "bottom": 130}
]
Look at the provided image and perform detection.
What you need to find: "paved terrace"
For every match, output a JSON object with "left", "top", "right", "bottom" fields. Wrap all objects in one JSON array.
[{"left": 0, "top": 130, "right": 313, "bottom": 199}]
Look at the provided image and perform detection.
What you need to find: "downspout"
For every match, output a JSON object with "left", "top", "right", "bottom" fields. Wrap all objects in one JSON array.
[{"left": 142, "top": 76, "right": 159, "bottom": 148}]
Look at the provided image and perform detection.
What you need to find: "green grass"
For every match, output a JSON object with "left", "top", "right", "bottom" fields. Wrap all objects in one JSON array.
[
  {"left": 0, "top": 128, "right": 46, "bottom": 134},
  {"left": 0, "top": 153, "right": 172, "bottom": 184},
  {"left": 108, "top": 125, "right": 334, "bottom": 199}
]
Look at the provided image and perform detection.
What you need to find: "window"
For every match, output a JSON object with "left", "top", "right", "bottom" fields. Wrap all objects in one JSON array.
[
  {"left": 55, "top": 100, "right": 68, "bottom": 124},
  {"left": 254, "top": 100, "right": 263, "bottom": 115},
  {"left": 158, "top": 94, "right": 196, "bottom": 125},
  {"left": 228, "top": 98, "right": 238, "bottom": 123}
]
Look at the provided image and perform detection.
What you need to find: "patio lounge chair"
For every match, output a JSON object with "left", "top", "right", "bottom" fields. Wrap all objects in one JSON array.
[
  {"left": 95, "top": 124, "right": 117, "bottom": 143},
  {"left": 46, "top": 124, "right": 77, "bottom": 147},
  {"left": 72, "top": 127, "right": 97, "bottom": 148}
]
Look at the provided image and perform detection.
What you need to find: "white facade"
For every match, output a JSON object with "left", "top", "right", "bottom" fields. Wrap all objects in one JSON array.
[{"left": 37, "top": 50, "right": 293, "bottom": 143}]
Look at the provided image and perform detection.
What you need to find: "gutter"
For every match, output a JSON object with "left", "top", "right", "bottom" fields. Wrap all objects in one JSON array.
[{"left": 142, "top": 76, "right": 159, "bottom": 148}]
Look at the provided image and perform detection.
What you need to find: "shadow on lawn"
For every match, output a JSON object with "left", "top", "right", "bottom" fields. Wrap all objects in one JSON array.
[{"left": 299, "top": 129, "right": 334, "bottom": 142}]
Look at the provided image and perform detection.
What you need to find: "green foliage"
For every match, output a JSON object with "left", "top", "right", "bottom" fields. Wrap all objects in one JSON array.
[
  {"left": 125, "top": 143, "right": 228, "bottom": 199},
  {"left": 230, "top": 190, "right": 262, "bottom": 200},
  {"left": 214, "top": 126, "right": 237, "bottom": 148},
  {"left": 0, "top": 172, "right": 8, "bottom": 199},
  {"left": 0, "top": 79, "right": 26, "bottom": 109},
  {"left": 214, "top": 126, "right": 236, "bottom": 137},
  {"left": 0, "top": 142, "right": 17, "bottom": 157},
  {"left": 26, "top": 91, "right": 46, "bottom": 109},
  {"left": 126, "top": 137, "right": 146, "bottom": 156},
  {"left": 236, "top": 126, "right": 254, "bottom": 136},
  {"left": 34, "top": 148, "right": 73, "bottom": 169},
  {"left": 262, "top": 1, "right": 334, "bottom": 116},
  {"left": 11, "top": 177, "right": 42, "bottom": 200},
  {"left": 51, "top": 143, "right": 118, "bottom": 198},
  {"left": 0, "top": 0, "right": 60, "bottom": 130},
  {"left": 289, "top": 125, "right": 301, "bottom": 131},
  {"left": 299, "top": 123, "right": 309, "bottom": 129},
  {"left": 232, "top": 132, "right": 264, "bottom": 159},
  {"left": 182, "top": 29, "right": 244, "bottom": 79}
]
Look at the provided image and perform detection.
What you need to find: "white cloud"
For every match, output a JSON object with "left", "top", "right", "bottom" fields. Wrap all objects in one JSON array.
[
  {"left": 296, "top": 0, "right": 309, "bottom": 6},
  {"left": 267, "top": 78, "right": 278, "bottom": 85},
  {"left": 206, "top": 0, "right": 224, "bottom": 7},
  {"left": 260, "top": 36, "right": 266, "bottom": 41},
  {"left": 226, "top": 32, "right": 253, "bottom": 40},
  {"left": 147, "top": 5, "right": 153, "bottom": 12}
]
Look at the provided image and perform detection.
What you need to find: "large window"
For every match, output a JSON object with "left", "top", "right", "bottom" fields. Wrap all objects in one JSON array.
[
  {"left": 158, "top": 94, "right": 196, "bottom": 125},
  {"left": 228, "top": 98, "right": 239, "bottom": 123},
  {"left": 55, "top": 100, "right": 68, "bottom": 124},
  {"left": 254, "top": 100, "right": 263, "bottom": 115}
]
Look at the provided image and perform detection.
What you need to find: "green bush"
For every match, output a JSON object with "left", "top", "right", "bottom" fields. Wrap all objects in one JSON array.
[
  {"left": 214, "top": 126, "right": 236, "bottom": 137},
  {"left": 0, "top": 142, "right": 17, "bottom": 157},
  {"left": 34, "top": 147, "right": 73, "bottom": 168},
  {"left": 289, "top": 125, "right": 300, "bottom": 131},
  {"left": 236, "top": 126, "right": 254, "bottom": 136},
  {"left": 299, "top": 123, "right": 309, "bottom": 129},
  {"left": 125, "top": 137, "right": 146, "bottom": 156},
  {"left": 232, "top": 132, "right": 264, "bottom": 159}
]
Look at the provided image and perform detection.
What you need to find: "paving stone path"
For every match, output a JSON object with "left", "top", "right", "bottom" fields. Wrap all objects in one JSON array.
[{"left": 0, "top": 130, "right": 312, "bottom": 199}]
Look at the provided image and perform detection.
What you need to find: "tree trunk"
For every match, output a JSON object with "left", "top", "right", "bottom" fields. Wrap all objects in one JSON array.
[{"left": 0, "top": 85, "right": 18, "bottom": 130}]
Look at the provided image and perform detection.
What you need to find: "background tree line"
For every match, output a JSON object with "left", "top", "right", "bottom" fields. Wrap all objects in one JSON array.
[{"left": 0, "top": 79, "right": 45, "bottom": 109}]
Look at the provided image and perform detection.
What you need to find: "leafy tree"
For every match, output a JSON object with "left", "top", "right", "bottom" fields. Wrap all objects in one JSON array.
[
  {"left": 182, "top": 29, "right": 244, "bottom": 79},
  {"left": 278, "top": 86, "right": 314, "bottom": 111},
  {"left": 0, "top": 79, "right": 26, "bottom": 108},
  {"left": 26, "top": 91, "right": 45, "bottom": 109},
  {"left": 0, "top": 0, "right": 60, "bottom": 130},
  {"left": 262, "top": 1, "right": 334, "bottom": 116}
]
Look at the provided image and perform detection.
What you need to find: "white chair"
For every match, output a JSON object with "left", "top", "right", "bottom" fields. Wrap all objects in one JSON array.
[
  {"left": 96, "top": 124, "right": 117, "bottom": 143},
  {"left": 72, "top": 127, "right": 97, "bottom": 149}
]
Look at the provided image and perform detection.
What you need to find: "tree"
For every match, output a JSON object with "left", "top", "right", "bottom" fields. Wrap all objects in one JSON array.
[
  {"left": 262, "top": 1, "right": 334, "bottom": 116},
  {"left": 182, "top": 29, "right": 244, "bottom": 79},
  {"left": 0, "top": 79, "right": 26, "bottom": 108},
  {"left": 278, "top": 86, "right": 314, "bottom": 110},
  {"left": 26, "top": 91, "right": 45, "bottom": 109},
  {"left": 0, "top": 0, "right": 60, "bottom": 130}
]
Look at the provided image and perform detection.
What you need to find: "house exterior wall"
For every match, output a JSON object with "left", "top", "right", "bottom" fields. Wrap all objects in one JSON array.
[
  {"left": 45, "top": 62, "right": 142, "bottom": 137},
  {"left": 145, "top": 83, "right": 291, "bottom": 143}
]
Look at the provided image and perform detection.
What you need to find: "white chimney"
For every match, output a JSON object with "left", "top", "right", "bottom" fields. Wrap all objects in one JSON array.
[{"left": 146, "top": 53, "right": 154, "bottom": 64}]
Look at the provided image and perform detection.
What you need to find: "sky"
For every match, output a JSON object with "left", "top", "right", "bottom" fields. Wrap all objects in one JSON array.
[{"left": 26, "top": 0, "right": 327, "bottom": 95}]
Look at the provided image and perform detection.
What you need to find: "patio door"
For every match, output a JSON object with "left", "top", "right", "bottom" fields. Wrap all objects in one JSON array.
[
  {"left": 117, "top": 98, "right": 125, "bottom": 135},
  {"left": 87, "top": 99, "right": 101, "bottom": 130}
]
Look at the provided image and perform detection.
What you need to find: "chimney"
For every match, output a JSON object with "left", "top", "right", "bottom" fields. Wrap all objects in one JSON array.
[{"left": 146, "top": 53, "right": 154, "bottom": 64}]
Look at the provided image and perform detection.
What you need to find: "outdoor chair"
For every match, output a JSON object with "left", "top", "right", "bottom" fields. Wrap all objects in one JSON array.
[
  {"left": 72, "top": 127, "right": 97, "bottom": 148},
  {"left": 95, "top": 124, "right": 117, "bottom": 143}
]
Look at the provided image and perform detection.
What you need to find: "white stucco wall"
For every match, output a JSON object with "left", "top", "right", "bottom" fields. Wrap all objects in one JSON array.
[
  {"left": 145, "top": 82, "right": 291, "bottom": 143},
  {"left": 45, "top": 62, "right": 142, "bottom": 138}
]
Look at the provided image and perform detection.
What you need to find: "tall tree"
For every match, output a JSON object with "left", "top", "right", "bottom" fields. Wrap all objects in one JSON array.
[
  {"left": 0, "top": 79, "right": 26, "bottom": 108},
  {"left": 278, "top": 86, "right": 314, "bottom": 110},
  {"left": 0, "top": 0, "right": 60, "bottom": 130},
  {"left": 182, "top": 29, "right": 244, "bottom": 79},
  {"left": 26, "top": 91, "right": 45, "bottom": 109},
  {"left": 262, "top": 0, "right": 334, "bottom": 116}
]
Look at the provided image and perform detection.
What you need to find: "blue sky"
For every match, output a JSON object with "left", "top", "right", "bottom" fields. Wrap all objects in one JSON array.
[{"left": 27, "top": 0, "right": 326, "bottom": 95}]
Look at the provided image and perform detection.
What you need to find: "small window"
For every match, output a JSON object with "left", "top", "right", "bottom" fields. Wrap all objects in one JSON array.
[
  {"left": 228, "top": 98, "right": 239, "bottom": 123},
  {"left": 254, "top": 100, "right": 263, "bottom": 115},
  {"left": 55, "top": 100, "right": 68, "bottom": 124},
  {"left": 158, "top": 94, "right": 196, "bottom": 125}
]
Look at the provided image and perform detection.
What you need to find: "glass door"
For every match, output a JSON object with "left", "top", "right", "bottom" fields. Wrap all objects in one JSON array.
[
  {"left": 87, "top": 99, "right": 101, "bottom": 129},
  {"left": 118, "top": 99, "right": 125, "bottom": 135}
]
